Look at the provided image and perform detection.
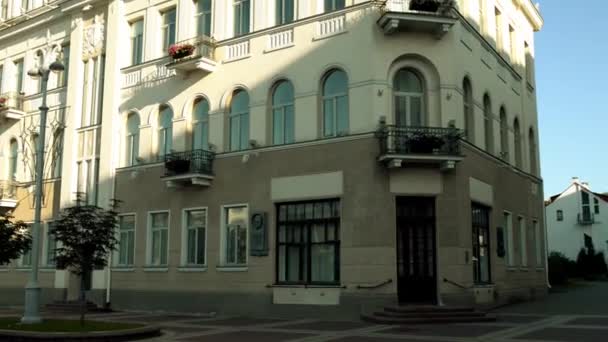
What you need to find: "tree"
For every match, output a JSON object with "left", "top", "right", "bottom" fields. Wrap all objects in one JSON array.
[
  {"left": 51, "top": 203, "right": 118, "bottom": 325},
  {"left": 0, "top": 213, "right": 31, "bottom": 266}
]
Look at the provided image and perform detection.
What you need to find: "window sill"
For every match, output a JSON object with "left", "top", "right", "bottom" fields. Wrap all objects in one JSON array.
[
  {"left": 112, "top": 267, "right": 135, "bottom": 272},
  {"left": 536, "top": 267, "right": 545, "bottom": 272},
  {"left": 15, "top": 267, "right": 32, "bottom": 272},
  {"left": 178, "top": 266, "right": 207, "bottom": 272},
  {"left": 519, "top": 267, "right": 530, "bottom": 272},
  {"left": 40, "top": 267, "right": 56, "bottom": 272},
  {"left": 216, "top": 265, "right": 248, "bottom": 272},
  {"left": 507, "top": 266, "right": 518, "bottom": 272},
  {"left": 143, "top": 266, "right": 168, "bottom": 272},
  {"left": 0, "top": 268, "right": 8, "bottom": 272}
]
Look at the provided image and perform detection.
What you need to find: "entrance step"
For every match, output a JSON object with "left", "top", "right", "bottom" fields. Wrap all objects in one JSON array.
[
  {"left": 362, "top": 305, "right": 496, "bottom": 325},
  {"left": 45, "top": 301, "right": 109, "bottom": 313}
]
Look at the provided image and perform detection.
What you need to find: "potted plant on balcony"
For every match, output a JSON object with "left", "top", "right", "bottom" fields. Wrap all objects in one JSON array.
[
  {"left": 0, "top": 96, "right": 7, "bottom": 108},
  {"left": 408, "top": 131, "right": 445, "bottom": 154},
  {"left": 409, "top": 0, "right": 441, "bottom": 13},
  {"left": 168, "top": 43, "right": 196, "bottom": 60}
]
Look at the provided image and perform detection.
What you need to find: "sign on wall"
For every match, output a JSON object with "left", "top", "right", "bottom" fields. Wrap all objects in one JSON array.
[{"left": 250, "top": 212, "right": 268, "bottom": 256}]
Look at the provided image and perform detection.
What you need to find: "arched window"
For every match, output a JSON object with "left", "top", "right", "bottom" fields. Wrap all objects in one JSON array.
[
  {"left": 158, "top": 105, "right": 173, "bottom": 157},
  {"left": 529, "top": 127, "right": 537, "bottom": 175},
  {"left": 229, "top": 89, "right": 250, "bottom": 151},
  {"left": 483, "top": 94, "right": 494, "bottom": 154},
  {"left": 272, "top": 80, "right": 295, "bottom": 145},
  {"left": 322, "top": 69, "right": 349, "bottom": 137},
  {"left": 325, "top": 0, "right": 345, "bottom": 12},
  {"left": 51, "top": 129, "right": 64, "bottom": 177},
  {"left": 463, "top": 78, "right": 474, "bottom": 142},
  {"left": 394, "top": 68, "right": 424, "bottom": 126},
  {"left": 499, "top": 107, "right": 509, "bottom": 160},
  {"left": 192, "top": 98, "right": 209, "bottom": 150},
  {"left": 9, "top": 139, "right": 18, "bottom": 181},
  {"left": 125, "top": 113, "right": 140, "bottom": 166},
  {"left": 513, "top": 118, "right": 522, "bottom": 168}
]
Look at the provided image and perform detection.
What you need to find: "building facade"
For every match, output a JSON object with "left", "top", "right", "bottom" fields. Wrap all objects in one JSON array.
[
  {"left": 546, "top": 178, "right": 608, "bottom": 261},
  {"left": 1, "top": 0, "right": 545, "bottom": 316}
]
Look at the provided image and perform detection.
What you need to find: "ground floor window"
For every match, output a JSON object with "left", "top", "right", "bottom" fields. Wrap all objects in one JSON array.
[
  {"left": 276, "top": 199, "right": 341, "bottom": 285},
  {"left": 148, "top": 212, "right": 169, "bottom": 266},
  {"left": 223, "top": 205, "right": 248, "bottom": 266},
  {"left": 472, "top": 203, "right": 491, "bottom": 284},
  {"left": 185, "top": 209, "right": 207, "bottom": 266},
  {"left": 117, "top": 215, "right": 135, "bottom": 266},
  {"left": 45, "top": 222, "right": 57, "bottom": 267}
]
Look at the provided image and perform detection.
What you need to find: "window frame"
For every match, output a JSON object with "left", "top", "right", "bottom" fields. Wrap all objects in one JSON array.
[
  {"left": 271, "top": 80, "right": 295, "bottom": 145},
  {"left": 219, "top": 204, "right": 249, "bottom": 268},
  {"left": 181, "top": 207, "right": 208, "bottom": 267},
  {"left": 518, "top": 215, "right": 528, "bottom": 267},
  {"left": 275, "top": 198, "right": 341, "bottom": 286},
  {"left": 324, "top": 0, "right": 345, "bottom": 12},
  {"left": 160, "top": 7, "right": 177, "bottom": 56},
  {"left": 556, "top": 210, "right": 563, "bottom": 222},
  {"left": 233, "top": 0, "right": 252, "bottom": 37},
  {"left": 158, "top": 105, "right": 173, "bottom": 158},
  {"left": 146, "top": 210, "right": 170, "bottom": 267},
  {"left": 192, "top": 97, "right": 210, "bottom": 151},
  {"left": 472, "top": 203, "right": 491, "bottom": 284},
  {"left": 194, "top": 0, "right": 213, "bottom": 37},
  {"left": 322, "top": 69, "right": 349, "bottom": 137},
  {"left": 503, "top": 211, "right": 515, "bottom": 267},
  {"left": 130, "top": 19, "right": 145, "bottom": 66},
  {"left": 115, "top": 213, "right": 137, "bottom": 267},
  {"left": 228, "top": 89, "right": 250, "bottom": 151},
  {"left": 276, "top": 0, "right": 295, "bottom": 25}
]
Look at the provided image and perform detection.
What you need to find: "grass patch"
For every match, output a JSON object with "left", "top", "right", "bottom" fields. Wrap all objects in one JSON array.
[{"left": 0, "top": 318, "right": 142, "bottom": 333}]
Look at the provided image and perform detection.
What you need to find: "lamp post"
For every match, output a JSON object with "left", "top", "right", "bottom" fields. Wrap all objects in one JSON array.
[{"left": 21, "top": 55, "right": 64, "bottom": 324}]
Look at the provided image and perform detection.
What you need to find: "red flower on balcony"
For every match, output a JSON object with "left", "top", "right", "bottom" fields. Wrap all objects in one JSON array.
[
  {"left": 168, "top": 43, "right": 196, "bottom": 59},
  {"left": 0, "top": 97, "right": 7, "bottom": 108}
]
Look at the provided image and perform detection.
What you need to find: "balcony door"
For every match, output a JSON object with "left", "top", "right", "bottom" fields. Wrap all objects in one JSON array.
[
  {"left": 396, "top": 196, "right": 437, "bottom": 304},
  {"left": 394, "top": 68, "right": 424, "bottom": 127}
]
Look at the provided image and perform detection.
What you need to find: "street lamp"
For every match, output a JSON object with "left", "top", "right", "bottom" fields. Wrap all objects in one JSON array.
[{"left": 21, "top": 55, "right": 64, "bottom": 324}]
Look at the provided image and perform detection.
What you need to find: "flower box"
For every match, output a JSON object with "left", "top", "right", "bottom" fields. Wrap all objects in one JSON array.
[{"left": 169, "top": 43, "right": 196, "bottom": 60}]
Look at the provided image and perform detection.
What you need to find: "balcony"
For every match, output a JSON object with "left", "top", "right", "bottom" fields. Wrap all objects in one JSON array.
[
  {"left": 161, "top": 149, "right": 215, "bottom": 188},
  {"left": 165, "top": 36, "right": 217, "bottom": 75},
  {"left": 377, "top": 0, "right": 457, "bottom": 38},
  {"left": 0, "top": 92, "right": 26, "bottom": 120},
  {"left": 578, "top": 213, "right": 595, "bottom": 226},
  {"left": 376, "top": 125, "right": 463, "bottom": 171},
  {"left": 0, "top": 180, "right": 18, "bottom": 209}
]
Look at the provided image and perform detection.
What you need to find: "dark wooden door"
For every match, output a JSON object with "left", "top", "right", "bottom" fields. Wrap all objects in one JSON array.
[{"left": 396, "top": 197, "right": 437, "bottom": 304}]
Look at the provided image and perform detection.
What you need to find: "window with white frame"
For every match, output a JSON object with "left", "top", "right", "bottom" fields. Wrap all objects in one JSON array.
[
  {"left": 130, "top": 20, "right": 144, "bottom": 65},
  {"left": 161, "top": 8, "right": 177, "bottom": 55},
  {"left": 195, "top": 0, "right": 212, "bottom": 37},
  {"left": 229, "top": 89, "right": 250, "bottom": 151},
  {"left": 322, "top": 69, "right": 349, "bottom": 137},
  {"left": 519, "top": 216, "right": 527, "bottom": 267},
  {"left": 222, "top": 205, "right": 248, "bottom": 266},
  {"left": 324, "top": 0, "right": 345, "bottom": 12},
  {"left": 276, "top": 0, "right": 294, "bottom": 25},
  {"left": 504, "top": 211, "right": 515, "bottom": 266},
  {"left": 158, "top": 105, "right": 173, "bottom": 158},
  {"left": 594, "top": 198, "right": 600, "bottom": 214},
  {"left": 192, "top": 98, "right": 209, "bottom": 151},
  {"left": 148, "top": 212, "right": 169, "bottom": 266},
  {"left": 45, "top": 222, "right": 57, "bottom": 267},
  {"left": 533, "top": 220, "right": 542, "bottom": 267},
  {"left": 233, "top": 0, "right": 251, "bottom": 37},
  {"left": 183, "top": 209, "right": 207, "bottom": 266},
  {"left": 393, "top": 68, "right": 424, "bottom": 127},
  {"left": 272, "top": 80, "right": 295, "bottom": 145},
  {"left": 20, "top": 224, "right": 33, "bottom": 267},
  {"left": 124, "top": 112, "right": 140, "bottom": 166},
  {"left": 117, "top": 214, "right": 135, "bottom": 266},
  {"left": 14, "top": 58, "right": 23, "bottom": 93},
  {"left": 556, "top": 210, "right": 563, "bottom": 221}
]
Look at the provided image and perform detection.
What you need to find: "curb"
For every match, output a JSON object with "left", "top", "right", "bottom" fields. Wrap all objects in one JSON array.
[{"left": 0, "top": 325, "right": 162, "bottom": 341}]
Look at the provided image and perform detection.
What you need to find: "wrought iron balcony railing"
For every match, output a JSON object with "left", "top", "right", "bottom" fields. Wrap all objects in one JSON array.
[
  {"left": 377, "top": 125, "right": 463, "bottom": 156},
  {"left": 163, "top": 149, "right": 215, "bottom": 178}
]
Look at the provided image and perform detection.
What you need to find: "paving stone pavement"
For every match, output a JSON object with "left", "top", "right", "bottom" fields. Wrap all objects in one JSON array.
[{"left": 3, "top": 282, "right": 608, "bottom": 341}]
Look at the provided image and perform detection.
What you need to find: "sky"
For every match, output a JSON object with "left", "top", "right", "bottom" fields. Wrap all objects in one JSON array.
[{"left": 536, "top": 1, "right": 608, "bottom": 197}]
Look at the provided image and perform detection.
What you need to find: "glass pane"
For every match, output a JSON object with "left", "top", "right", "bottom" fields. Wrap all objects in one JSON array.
[
  {"left": 311, "top": 244, "right": 335, "bottom": 282},
  {"left": 242, "top": 0, "right": 250, "bottom": 34},
  {"left": 336, "top": 96, "right": 348, "bottom": 135},
  {"left": 287, "top": 246, "right": 300, "bottom": 282},
  {"left": 323, "top": 70, "right": 347, "bottom": 96},
  {"left": 188, "top": 210, "right": 206, "bottom": 227},
  {"left": 323, "top": 99, "right": 334, "bottom": 137},
  {"left": 311, "top": 224, "right": 325, "bottom": 243},
  {"left": 152, "top": 230, "right": 160, "bottom": 264},
  {"left": 226, "top": 225, "right": 236, "bottom": 264},
  {"left": 240, "top": 113, "right": 249, "bottom": 150},
  {"left": 160, "top": 229, "right": 168, "bottom": 264},
  {"left": 273, "top": 109, "right": 284, "bottom": 145},
  {"left": 278, "top": 225, "right": 286, "bottom": 242},
  {"left": 197, "top": 227, "right": 206, "bottom": 264},
  {"left": 227, "top": 206, "right": 247, "bottom": 226},
  {"left": 152, "top": 213, "right": 168, "bottom": 228},
  {"left": 285, "top": 0, "right": 294, "bottom": 22},
  {"left": 395, "top": 96, "right": 407, "bottom": 126},
  {"left": 394, "top": 69, "right": 423, "bottom": 92},
  {"left": 285, "top": 105, "right": 294, "bottom": 144},
  {"left": 187, "top": 229, "right": 196, "bottom": 264},
  {"left": 278, "top": 245, "right": 286, "bottom": 282},
  {"left": 230, "top": 116, "right": 240, "bottom": 151},
  {"left": 127, "top": 231, "right": 135, "bottom": 264},
  {"left": 410, "top": 96, "right": 422, "bottom": 126},
  {"left": 237, "top": 226, "right": 247, "bottom": 264}
]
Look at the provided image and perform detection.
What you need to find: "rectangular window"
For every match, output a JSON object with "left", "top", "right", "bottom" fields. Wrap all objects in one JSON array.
[
  {"left": 149, "top": 212, "right": 169, "bottom": 266},
  {"left": 161, "top": 8, "right": 177, "bottom": 55},
  {"left": 229, "top": 112, "right": 249, "bottom": 151},
  {"left": 184, "top": 209, "right": 207, "bottom": 266},
  {"left": 581, "top": 191, "right": 592, "bottom": 222},
  {"left": 325, "top": 0, "right": 345, "bottom": 12},
  {"left": 222, "top": 205, "right": 248, "bottom": 266},
  {"left": 534, "top": 220, "right": 542, "bottom": 267},
  {"left": 504, "top": 212, "right": 515, "bottom": 266},
  {"left": 494, "top": 8, "right": 502, "bottom": 51},
  {"left": 519, "top": 216, "right": 527, "bottom": 267},
  {"left": 117, "top": 215, "right": 136, "bottom": 266},
  {"left": 276, "top": 0, "right": 294, "bottom": 25},
  {"left": 20, "top": 224, "right": 33, "bottom": 267},
  {"left": 233, "top": 0, "right": 250, "bottom": 36},
  {"left": 195, "top": 0, "right": 212, "bottom": 37},
  {"left": 472, "top": 204, "right": 491, "bottom": 284},
  {"left": 594, "top": 198, "right": 600, "bottom": 214},
  {"left": 130, "top": 20, "right": 144, "bottom": 65},
  {"left": 277, "top": 199, "right": 341, "bottom": 285},
  {"left": 14, "top": 59, "right": 23, "bottom": 93},
  {"left": 45, "top": 222, "right": 57, "bottom": 267},
  {"left": 556, "top": 210, "right": 563, "bottom": 221}
]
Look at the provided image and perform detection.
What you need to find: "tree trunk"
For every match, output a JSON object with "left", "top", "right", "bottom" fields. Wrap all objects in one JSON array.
[{"left": 79, "top": 272, "right": 87, "bottom": 327}]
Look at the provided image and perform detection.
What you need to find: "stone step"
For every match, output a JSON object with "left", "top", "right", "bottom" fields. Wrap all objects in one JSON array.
[
  {"left": 374, "top": 310, "right": 487, "bottom": 319},
  {"left": 361, "top": 313, "right": 497, "bottom": 325},
  {"left": 383, "top": 305, "right": 475, "bottom": 314}
]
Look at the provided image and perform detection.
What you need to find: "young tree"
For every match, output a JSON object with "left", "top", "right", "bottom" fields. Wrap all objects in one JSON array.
[
  {"left": 51, "top": 203, "right": 118, "bottom": 325},
  {"left": 0, "top": 213, "right": 31, "bottom": 266}
]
